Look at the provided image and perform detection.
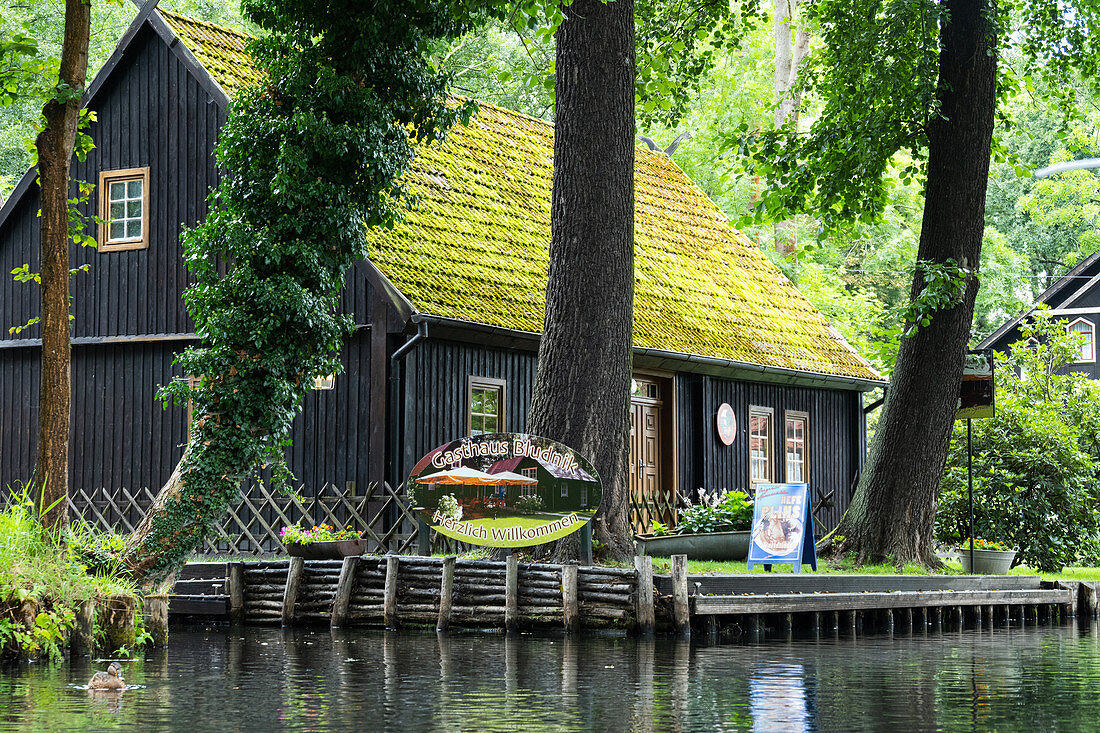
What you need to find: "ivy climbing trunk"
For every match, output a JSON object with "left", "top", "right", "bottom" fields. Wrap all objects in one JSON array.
[
  {"left": 122, "top": 0, "right": 494, "bottom": 588},
  {"left": 33, "top": 0, "right": 91, "bottom": 528},
  {"left": 528, "top": 0, "right": 636, "bottom": 562},
  {"left": 836, "top": 0, "right": 996, "bottom": 565}
]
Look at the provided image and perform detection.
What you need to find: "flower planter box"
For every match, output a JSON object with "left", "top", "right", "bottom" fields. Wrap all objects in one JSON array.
[
  {"left": 635, "top": 530, "right": 750, "bottom": 561},
  {"left": 958, "top": 547, "right": 1017, "bottom": 574},
  {"left": 285, "top": 539, "right": 368, "bottom": 560}
]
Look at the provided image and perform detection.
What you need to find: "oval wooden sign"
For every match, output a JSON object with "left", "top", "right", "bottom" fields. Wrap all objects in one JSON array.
[
  {"left": 406, "top": 433, "right": 602, "bottom": 548},
  {"left": 716, "top": 402, "right": 737, "bottom": 445}
]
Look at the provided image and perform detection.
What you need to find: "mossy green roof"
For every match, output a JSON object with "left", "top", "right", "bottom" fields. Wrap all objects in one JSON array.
[{"left": 159, "top": 10, "right": 880, "bottom": 383}]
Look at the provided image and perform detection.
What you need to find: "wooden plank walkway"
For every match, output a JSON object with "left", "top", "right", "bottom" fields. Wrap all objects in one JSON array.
[{"left": 695, "top": 588, "right": 1072, "bottom": 615}]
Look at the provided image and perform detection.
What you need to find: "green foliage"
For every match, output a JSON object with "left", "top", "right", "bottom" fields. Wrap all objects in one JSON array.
[
  {"left": 673, "top": 490, "right": 754, "bottom": 534},
  {"left": 437, "top": 493, "right": 463, "bottom": 520},
  {"left": 936, "top": 314, "right": 1100, "bottom": 572},
  {"left": 0, "top": 483, "right": 137, "bottom": 661},
  {"left": 892, "top": 258, "right": 974, "bottom": 337},
  {"left": 129, "top": 0, "right": 498, "bottom": 583},
  {"left": 514, "top": 495, "right": 543, "bottom": 515}
]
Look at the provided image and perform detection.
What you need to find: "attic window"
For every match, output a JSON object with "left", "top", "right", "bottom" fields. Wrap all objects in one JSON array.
[
  {"left": 1068, "top": 318, "right": 1095, "bottom": 363},
  {"left": 98, "top": 167, "right": 150, "bottom": 251}
]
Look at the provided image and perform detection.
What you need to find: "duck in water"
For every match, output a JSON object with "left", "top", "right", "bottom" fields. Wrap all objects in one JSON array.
[{"left": 87, "top": 662, "right": 125, "bottom": 690}]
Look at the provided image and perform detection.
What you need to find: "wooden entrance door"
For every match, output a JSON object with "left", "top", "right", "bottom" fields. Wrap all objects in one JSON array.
[{"left": 630, "top": 376, "right": 672, "bottom": 533}]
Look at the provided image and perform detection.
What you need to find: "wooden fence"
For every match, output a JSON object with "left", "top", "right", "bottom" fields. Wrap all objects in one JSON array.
[{"left": 0, "top": 481, "right": 437, "bottom": 556}]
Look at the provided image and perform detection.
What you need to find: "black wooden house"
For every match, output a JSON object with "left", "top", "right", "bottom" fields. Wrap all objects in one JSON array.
[
  {"left": 0, "top": 5, "right": 883, "bottom": 550},
  {"left": 980, "top": 251, "right": 1100, "bottom": 375}
]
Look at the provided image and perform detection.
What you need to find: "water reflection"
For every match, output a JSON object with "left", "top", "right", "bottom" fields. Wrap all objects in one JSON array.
[{"left": 6, "top": 624, "right": 1100, "bottom": 730}]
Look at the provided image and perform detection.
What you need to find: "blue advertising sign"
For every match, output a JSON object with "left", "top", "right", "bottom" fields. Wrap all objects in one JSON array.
[{"left": 746, "top": 483, "right": 818, "bottom": 573}]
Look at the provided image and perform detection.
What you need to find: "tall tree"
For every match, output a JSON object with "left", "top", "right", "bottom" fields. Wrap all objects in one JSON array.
[
  {"left": 527, "top": 0, "right": 636, "bottom": 561},
  {"left": 34, "top": 0, "right": 91, "bottom": 527},
  {"left": 740, "top": 0, "right": 1100, "bottom": 565}
]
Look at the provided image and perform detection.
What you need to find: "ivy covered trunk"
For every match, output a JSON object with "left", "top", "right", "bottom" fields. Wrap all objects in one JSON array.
[
  {"left": 122, "top": 0, "right": 494, "bottom": 587},
  {"left": 837, "top": 0, "right": 996, "bottom": 565},
  {"left": 528, "top": 0, "right": 636, "bottom": 562},
  {"left": 33, "top": 0, "right": 91, "bottom": 528}
]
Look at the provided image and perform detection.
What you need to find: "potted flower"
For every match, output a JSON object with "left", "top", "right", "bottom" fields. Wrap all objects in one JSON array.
[
  {"left": 280, "top": 523, "right": 369, "bottom": 560},
  {"left": 957, "top": 537, "right": 1017, "bottom": 574},
  {"left": 635, "top": 490, "right": 754, "bottom": 560}
]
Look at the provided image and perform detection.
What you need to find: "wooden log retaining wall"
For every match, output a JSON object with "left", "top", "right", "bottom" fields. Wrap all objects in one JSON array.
[{"left": 240, "top": 556, "right": 642, "bottom": 631}]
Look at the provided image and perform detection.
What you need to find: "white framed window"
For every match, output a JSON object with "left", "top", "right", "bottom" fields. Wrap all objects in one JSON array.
[
  {"left": 784, "top": 411, "right": 809, "bottom": 483},
  {"left": 749, "top": 406, "right": 774, "bottom": 486},
  {"left": 1067, "top": 318, "right": 1095, "bottom": 363},
  {"left": 468, "top": 376, "right": 505, "bottom": 435},
  {"left": 98, "top": 167, "right": 150, "bottom": 251}
]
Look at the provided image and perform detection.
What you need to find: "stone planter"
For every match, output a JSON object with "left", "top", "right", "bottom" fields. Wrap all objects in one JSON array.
[
  {"left": 635, "top": 530, "right": 750, "bottom": 561},
  {"left": 958, "top": 547, "right": 1017, "bottom": 574},
  {"left": 285, "top": 539, "right": 368, "bottom": 560}
]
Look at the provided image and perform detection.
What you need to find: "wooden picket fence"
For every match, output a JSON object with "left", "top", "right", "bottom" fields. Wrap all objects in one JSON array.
[{"left": 0, "top": 481, "right": 436, "bottom": 556}]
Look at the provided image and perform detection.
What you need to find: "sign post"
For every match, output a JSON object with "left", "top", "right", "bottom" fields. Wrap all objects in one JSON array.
[
  {"left": 746, "top": 483, "right": 817, "bottom": 573},
  {"left": 956, "top": 348, "right": 995, "bottom": 572}
]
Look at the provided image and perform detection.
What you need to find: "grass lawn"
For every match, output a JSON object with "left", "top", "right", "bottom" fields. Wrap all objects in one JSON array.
[{"left": 645, "top": 555, "right": 1100, "bottom": 581}]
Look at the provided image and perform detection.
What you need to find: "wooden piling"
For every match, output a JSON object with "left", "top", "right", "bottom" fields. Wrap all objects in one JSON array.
[
  {"left": 228, "top": 562, "right": 245, "bottom": 623},
  {"left": 505, "top": 555, "right": 519, "bottom": 632},
  {"left": 282, "top": 557, "right": 305, "bottom": 626},
  {"left": 671, "top": 554, "right": 690, "bottom": 639},
  {"left": 437, "top": 556, "right": 456, "bottom": 632},
  {"left": 634, "top": 556, "right": 655, "bottom": 636},
  {"left": 843, "top": 609, "right": 856, "bottom": 634},
  {"left": 145, "top": 594, "right": 169, "bottom": 647},
  {"left": 383, "top": 555, "right": 399, "bottom": 629},
  {"left": 331, "top": 556, "right": 359, "bottom": 628},
  {"left": 98, "top": 594, "right": 136, "bottom": 651},
  {"left": 71, "top": 599, "right": 95, "bottom": 657},
  {"left": 562, "top": 564, "right": 579, "bottom": 633}
]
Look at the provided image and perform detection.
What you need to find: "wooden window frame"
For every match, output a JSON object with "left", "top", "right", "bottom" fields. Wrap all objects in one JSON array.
[
  {"left": 185, "top": 376, "right": 202, "bottom": 440},
  {"left": 748, "top": 405, "right": 774, "bottom": 488},
  {"left": 784, "top": 410, "right": 810, "bottom": 484},
  {"left": 1067, "top": 317, "right": 1095, "bottom": 363},
  {"left": 314, "top": 374, "right": 335, "bottom": 390},
  {"left": 98, "top": 166, "right": 150, "bottom": 252},
  {"left": 467, "top": 375, "right": 506, "bottom": 436}
]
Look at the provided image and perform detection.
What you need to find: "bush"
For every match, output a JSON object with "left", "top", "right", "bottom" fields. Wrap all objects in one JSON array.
[
  {"left": 514, "top": 495, "right": 543, "bottom": 515},
  {"left": 0, "top": 484, "right": 137, "bottom": 661},
  {"left": 937, "top": 313, "right": 1100, "bottom": 572},
  {"left": 674, "top": 490, "right": 754, "bottom": 534}
]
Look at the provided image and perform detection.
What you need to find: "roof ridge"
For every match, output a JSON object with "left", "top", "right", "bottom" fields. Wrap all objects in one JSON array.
[{"left": 157, "top": 7, "right": 253, "bottom": 43}]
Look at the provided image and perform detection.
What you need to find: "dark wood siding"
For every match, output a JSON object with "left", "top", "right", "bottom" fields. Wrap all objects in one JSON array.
[
  {"left": 1, "top": 341, "right": 187, "bottom": 492},
  {"left": 401, "top": 338, "right": 538, "bottom": 479},
  {"left": 691, "top": 375, "right": 863, "bottom": 534},
  {"left": 0, "top": 25, "right": 228, "bottom": 340},
  {"left": 1, "top": 329, "right": 373, "bottom": 497},
  {"left": 401, "top": 337, "right": 865, "bottom": 534}
]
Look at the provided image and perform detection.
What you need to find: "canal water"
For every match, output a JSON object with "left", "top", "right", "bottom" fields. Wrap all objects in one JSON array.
[{"left": 2, "top": 623, "right": 1100, "bottom": 731}]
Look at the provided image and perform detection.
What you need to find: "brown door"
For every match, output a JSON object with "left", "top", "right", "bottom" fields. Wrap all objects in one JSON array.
[{"left": 630, "top": 376, "right": 670, "bottom": 533}]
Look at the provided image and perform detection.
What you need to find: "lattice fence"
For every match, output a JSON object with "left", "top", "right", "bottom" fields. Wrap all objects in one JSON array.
[
  {"left": 630, "top": 490, "right": 678, "bottom": 534},
  {"left": 27, "top": 481, "right": 424, "bottom": 557}
]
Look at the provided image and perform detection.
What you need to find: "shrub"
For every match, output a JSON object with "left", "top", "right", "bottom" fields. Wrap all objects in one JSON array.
[
  {"left": 514, "top": 495, "right": 543, "bottom": 515},
  {"left": 674, "top": 490, "right": 754, "bottom": 534},
  {"left": 437, "top": 494, "right": 462, "bottom": 521},
  {"left": 937, "top": 313, "right": 1100, "bottom": 572},
  {"left": 0, "top": 484, "right": 137, "bottom": 661}
]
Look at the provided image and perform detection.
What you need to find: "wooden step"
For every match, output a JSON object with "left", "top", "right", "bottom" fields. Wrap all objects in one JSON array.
[
  {"left": 173, "top": 578, "right": 226, "bottom": 595},
  {"left": 169, "top": 594, "right": 230, "bottom": 616},
  {"left": 694, "top": 587, "right": 1072, "bottom": 615},
  {"left": 178, "top": 562, "right": 228, "bottom": 580}
]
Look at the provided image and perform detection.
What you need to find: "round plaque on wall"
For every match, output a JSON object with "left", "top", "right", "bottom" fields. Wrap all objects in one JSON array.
[{"left": 716, "top": 402, "right": 737, "bottom": 445}]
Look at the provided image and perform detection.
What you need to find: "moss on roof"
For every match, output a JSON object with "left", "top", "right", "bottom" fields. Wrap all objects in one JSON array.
[{"left": 158, "top": 10, "right": 880, "bottom": 383}]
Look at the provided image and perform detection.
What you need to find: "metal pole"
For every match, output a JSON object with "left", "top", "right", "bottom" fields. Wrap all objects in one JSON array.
[{"left": 968, "top": 418, "right": 974, "bottom": 572}]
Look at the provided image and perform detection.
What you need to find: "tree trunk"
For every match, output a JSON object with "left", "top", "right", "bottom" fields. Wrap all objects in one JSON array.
[
  {"left": 528, "top": 0, "right": 636, "bottom": 562},
  {"left": 34, "top": 0, "right": 91, "bottom": 528},
  {"left": 836, "top": 0, "right": 996, "bottom": 566}
]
